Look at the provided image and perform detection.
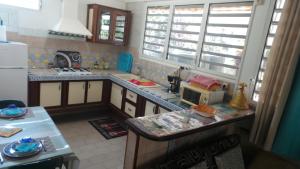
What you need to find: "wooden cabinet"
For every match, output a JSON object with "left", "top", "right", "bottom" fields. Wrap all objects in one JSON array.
[
  {"left": 124, "top": 102, "right": 136, "bottom": 117},
  {"left": 110, "top": 83, "right": 124, "bottom": 110},
  {"left": 87, "top": 4, "right": 131, "bottom": 46},
  {"left": 40, "top": 82, "right": 62, "bottom": 107},
  {"left": 68, "top": 82, "right": 86, "bottom": 105},
  {"left": 87, "top": 81, "right": 103, "bottom": 103}
]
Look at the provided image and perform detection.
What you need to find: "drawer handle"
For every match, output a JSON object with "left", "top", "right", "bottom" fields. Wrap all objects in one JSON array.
[
  {"left": 58, "top": 84, "right": 61, "bottom": 91},
  {"left": 128, "top": 108, "right": 132, "bottom": 112},
  {"left": 88, "top": 83, "right": 91, "bottom": 89},
  {"left": 152, "top": 106, "right": 156, "bottom": 113},
  {"left": 129, "top": 94, "right": 134, "bottom": 98}
]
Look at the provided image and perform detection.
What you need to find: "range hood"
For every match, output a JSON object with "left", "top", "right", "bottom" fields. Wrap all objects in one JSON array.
[{"left": 49, "top": 0, "right": 92, "bottom": 38}]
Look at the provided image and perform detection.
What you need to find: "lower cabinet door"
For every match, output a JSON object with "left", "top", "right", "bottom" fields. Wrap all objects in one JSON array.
[
  {"left": 110, "top": 83, "right": 123, "bottom": 110},
  {"left": 124, "top": 102, "right": 136, "bottom": 117},
  {"left": 144, "top": 100, "right": 157, "bottom": 116},
  {"left": 68, "top": 82, "right": 86, "bottom": 105},
  {"left": 40, "top": 82, "right": 62, "bottom": 107},
  {"left": 87, "top": 81, "right": 103, "bottom": 103}
]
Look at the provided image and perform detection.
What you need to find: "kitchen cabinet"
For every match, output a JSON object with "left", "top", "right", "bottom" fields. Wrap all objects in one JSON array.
[
  {"left": 144, "top": 100, "right": 157, "bottom": 116},
  {"left": 68, "top": 82, "right": 86, "bottom": 105},
  {"left": 87, "top": 81, "right": 103, "bottom": 103},
  {"left": 40, "top": 82, "right": 62, "bottom": 107},
  {"left": 124, "top": 102, "right": 136, "bottom": 117},
  {"left": 87, "top": 4, "right": 131, "bottom": 46},
  {"left": 143, "top": 99, "right": 171, "bottom": 116},
  {"left": 110, "top": 83, "right": 124, "bottom": 110}
]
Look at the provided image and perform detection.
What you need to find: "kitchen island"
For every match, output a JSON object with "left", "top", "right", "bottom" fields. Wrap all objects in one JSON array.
[{"left": 123, "top": 105, "right": 254, "bottom": 169}]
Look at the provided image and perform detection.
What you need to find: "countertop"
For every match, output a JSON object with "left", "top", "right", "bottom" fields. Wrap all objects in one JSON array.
[
  {"left": 126, "top": 104, "right": 254, "bottom": 141},
  {"left": 0, "top": 107, "right": 74, "bottom": 168},
  {"left": 28, "top": 69, "right": 187, "bottom": 111}
]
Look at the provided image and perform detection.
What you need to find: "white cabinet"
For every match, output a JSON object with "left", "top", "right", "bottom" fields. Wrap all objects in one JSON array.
[
  {"left": 158, "top": 106, "right": 169, "bottom": 114},
  {"left": 110, "top": 83, "right": 123, "bottom": 110},
  {"left": 144, "top": 100, "right": 157, "bottom": 116},
  {"left": 68, "top": 82, "right": 86, "bottom": 105},
  {"left": 126, "top": 90, "right": 137, "bottom": 103},
  {"left": 40, "top": 82, "right": 62, "bottom": 107},
  {"left": 87, "top": 81, "right": 103, "bottom": 103}
]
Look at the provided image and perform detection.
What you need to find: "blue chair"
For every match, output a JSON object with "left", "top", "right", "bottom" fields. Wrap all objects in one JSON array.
[{"left": 0, "top": 100, "right": 25, "bottom": 109}]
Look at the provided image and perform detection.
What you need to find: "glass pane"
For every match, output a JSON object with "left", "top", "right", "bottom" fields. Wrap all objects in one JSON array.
[
  {"left": 168, "top": 48, "right": 196, "bottom": 56},
  {"left": 169, "top": 40, "right": 197, "bottom": 50},
  {"left": 200, "top": 62, "right": 237, "bottom": 76},
  {"left": 210, "top": 3, "right": 252, "bottom": 14},
  {"left": 143, "top": 50, "right": 162, "bottom": 59},
  {"left": 272, "top": 11, "right": 282, "bottom": 22},
  {"left": 144, "top": 37, "right": 165, "bottom": 45},
  {"left": 205, "top": 36, "right": 245, "bottom": 46},
  {"left": 114, "top": 15, "right": 125, "bottom": 42},
  {"left": 276, "top": 0, "right": 286, "bottom": 9},
  {"left": 168, "top": 54, "right": 195, "bottom": 65},
  {"left": 263, "top": 48, "right": 270, "bottom": 58},
  {"left": 148, "top": 6, "right": 169, "bottom": 14},
  {"left": 146, "top": 23, "right": 168, "bottom": 30},
  {"left": 173, "top": 16, "right": 202, "bottom": 24},
  {"left": 144, "top": 43, "right": 164, "bottom": 52},
  {"left": 201, "top": 54, "right": 240, "bottom": 66},
  {"left": 203, "top": 45, "right": 243, "bottom": 56},
  {"left": 208, "top": 17, "right": 250, "bottom": 25},
  {"left": 145, "top": 30, "right": 167, "bottom": 37},
  {"left": 171, "top": 32, "right": 199, "bottom": 41},
  {"left": 174, "top": 5, "right": 204, "bottom": 14},
  {"left": 99, "top": 11, "right": 111, "bottom": 40},
  {"left": 172, "top": 24, "right": 201, "bottom": 32},
  {"left": 269, "top": 24, "right": 278, "bottom": 34},
  {"left": 147, "top": 16, "right": 169, "bottom": 22},
  {"left": 266, "top": 37, "right": 274, "bottom": 46},
  {"left": 207, "top": 26, "right": 248, "bottom": 36}
]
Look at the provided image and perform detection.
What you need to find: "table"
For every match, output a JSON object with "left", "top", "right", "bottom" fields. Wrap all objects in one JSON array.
[{"left": 0, "top": 107, "right": 79, "bottom": 169}]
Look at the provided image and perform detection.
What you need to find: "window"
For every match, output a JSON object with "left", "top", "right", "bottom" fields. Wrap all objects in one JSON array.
[
  {"left": 141, "top": 2, "right": 254, "bottom": 78},
  {"left": 199, "top": 2, "right": 253, "bottom": 76},
  {"left": 167, "top": 5, "right": 204, "bottom": 65},
  {"left": 252, "top": 0, "right": 286, "bottom": 102},
  {"left": 0, "top": 0, "right": 41, "bottom": 10},
  {"left": 142, "top": 6, "right": 170, "bottom": 59}
]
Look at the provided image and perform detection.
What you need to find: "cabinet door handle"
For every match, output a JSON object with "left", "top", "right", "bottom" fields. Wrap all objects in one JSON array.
[
  {"left": 88, "top": 83, "right": 91, "bottom": 89},
  {"left": 128, "top": 108, "right": 132, "bottom": 112},
  {"left": 121, "top": 89, "right": 123, "bottom": 96},
  {"left": 58, "top": 84, "right": 61, "bottom": 91},
  {"left": 129, "top": 94, "right": 133, "bottom": 98},
  {"left": 152, "top": 106, "right": 156, "bottom": 114}
]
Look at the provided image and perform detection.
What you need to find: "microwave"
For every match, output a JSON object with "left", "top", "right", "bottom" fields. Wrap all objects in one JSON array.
[{"left": 180, "top": 82, "right": 224, "bottom": 106}]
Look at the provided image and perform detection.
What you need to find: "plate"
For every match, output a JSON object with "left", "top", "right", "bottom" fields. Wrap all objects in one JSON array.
[
  {"left": 0, "top": 108, "right": 27, "bottom": 119},
  {"left": 3, "top": 139, "right": 42, "bottom": 158}
]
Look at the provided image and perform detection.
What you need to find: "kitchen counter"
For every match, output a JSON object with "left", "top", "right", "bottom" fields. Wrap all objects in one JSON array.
[
  {"left": 28, "top": 69, "right": 186, "bottom": 111},
  {"left": 126, "top": 104, "right": 254, "bottom": 141}
]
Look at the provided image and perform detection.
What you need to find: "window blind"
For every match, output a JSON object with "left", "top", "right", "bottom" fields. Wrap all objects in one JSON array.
[
  {"left": 253, "top": 0, "right": 286, "bottom": 102},
  {"left": 142, "top": 6, "right": 170, "bottom": 59},
  {"left": 199, "top": 2, "right": 253, "bottom": 76},
  {"left": 167, "top": 5, "right": 204, "bottom": 65}
]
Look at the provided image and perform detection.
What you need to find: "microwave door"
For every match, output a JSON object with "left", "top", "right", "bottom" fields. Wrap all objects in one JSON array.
[{"left": 182, "top": 88, "right": 201, "bottom": 105}]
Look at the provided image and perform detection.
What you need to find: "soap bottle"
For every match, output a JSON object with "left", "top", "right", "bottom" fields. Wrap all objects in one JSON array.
[{"left": 0, "top": 17, "right": 7, "bottom": 42}]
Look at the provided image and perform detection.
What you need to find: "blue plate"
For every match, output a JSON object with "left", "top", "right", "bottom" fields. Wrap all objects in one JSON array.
[
  {"left": 0, "top": 108, "right": 27, "bottom": 118},
  {"left": 2, "top": 138, "right": 42, "bottom": 158}
]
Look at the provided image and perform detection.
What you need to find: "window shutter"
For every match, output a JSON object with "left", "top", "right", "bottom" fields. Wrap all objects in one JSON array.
[{"left": 199, "top": 2, "right": 253, "bottom": 76}]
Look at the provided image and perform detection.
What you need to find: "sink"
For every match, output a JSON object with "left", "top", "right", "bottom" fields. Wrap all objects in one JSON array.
[{"left": 113, "top": 73, "right": 160, "bottom": 88}]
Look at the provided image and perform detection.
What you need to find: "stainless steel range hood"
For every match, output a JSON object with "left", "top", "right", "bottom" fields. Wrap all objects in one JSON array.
[{"left": 49, "top": 0, "right": 92, "bottom": 38}]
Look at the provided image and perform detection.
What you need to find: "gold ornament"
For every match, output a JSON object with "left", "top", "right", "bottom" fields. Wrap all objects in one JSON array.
[{"left": 229, "top": 83, "right": 249, "bottom": 110}]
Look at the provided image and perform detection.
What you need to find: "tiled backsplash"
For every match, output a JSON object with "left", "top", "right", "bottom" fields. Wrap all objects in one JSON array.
[{"left": 7, "top": 32, "right": 126, "bottom": 69}]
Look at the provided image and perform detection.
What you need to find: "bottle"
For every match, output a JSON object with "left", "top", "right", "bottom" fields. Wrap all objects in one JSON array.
[{"left": 0, "top": 17, "right": 7, "bottom": 42}]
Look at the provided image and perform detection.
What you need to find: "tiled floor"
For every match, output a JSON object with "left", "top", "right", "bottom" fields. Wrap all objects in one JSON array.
[{"left": 55, "top": 115, "right": 127, "bottom": 169}]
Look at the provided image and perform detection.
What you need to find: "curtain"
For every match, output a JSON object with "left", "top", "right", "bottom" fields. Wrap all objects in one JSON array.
[
  {"left": 250, "top": 0, "right": 300, "bottom": 150},
  {"left": 272, "top": 59, "right": 300, "bottom": 160}
]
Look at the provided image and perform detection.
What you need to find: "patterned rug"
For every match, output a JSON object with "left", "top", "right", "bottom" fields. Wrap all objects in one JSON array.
[{"left": 89, "top": 116, "right": 128, "bottom": 139}]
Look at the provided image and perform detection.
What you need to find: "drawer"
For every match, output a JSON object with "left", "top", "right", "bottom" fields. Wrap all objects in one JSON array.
[
  {"left": 125, "top": 102, "right": 136, "bottom": 117},
  {"left": 126, "top": 90, "right": 137, "bottom": 103}
]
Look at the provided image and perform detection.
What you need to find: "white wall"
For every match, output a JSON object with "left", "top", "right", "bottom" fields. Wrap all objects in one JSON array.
[{"left": 0, "top": 0, "right": 126, "bottom": 37}]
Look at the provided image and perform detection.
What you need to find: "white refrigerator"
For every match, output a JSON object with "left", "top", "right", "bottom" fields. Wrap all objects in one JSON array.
[{"left": 0, "top": 42, "right": 28, "bottom": 105}]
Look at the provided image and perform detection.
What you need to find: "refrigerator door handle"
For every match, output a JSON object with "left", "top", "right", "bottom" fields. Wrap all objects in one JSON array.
[{"left": 0, "top": 66, "right": 28, "bottom": 69}]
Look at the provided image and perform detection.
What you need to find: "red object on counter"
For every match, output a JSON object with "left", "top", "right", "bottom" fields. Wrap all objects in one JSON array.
[
  {"left": 188, "top": 75, "right": 221, "bottom": 90},
  {"left": 128, "top": 79, "right": 156, "bottom": 86}
]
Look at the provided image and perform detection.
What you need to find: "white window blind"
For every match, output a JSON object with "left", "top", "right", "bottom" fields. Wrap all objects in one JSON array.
[
  {"left": 142, "top": 6, "right": 170, "bottom": 59},
  {"left": 199, "top": 2, "right": 253, "bottom": 76},
  {"left": 0, "top": 0, "right": 41, "bottom": 10},
  {"left": 167, "top": 5, "right": 204, "bottom": 65},
  {"left": 253, "top": 0, "right": 286, "bottom": 102}
]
